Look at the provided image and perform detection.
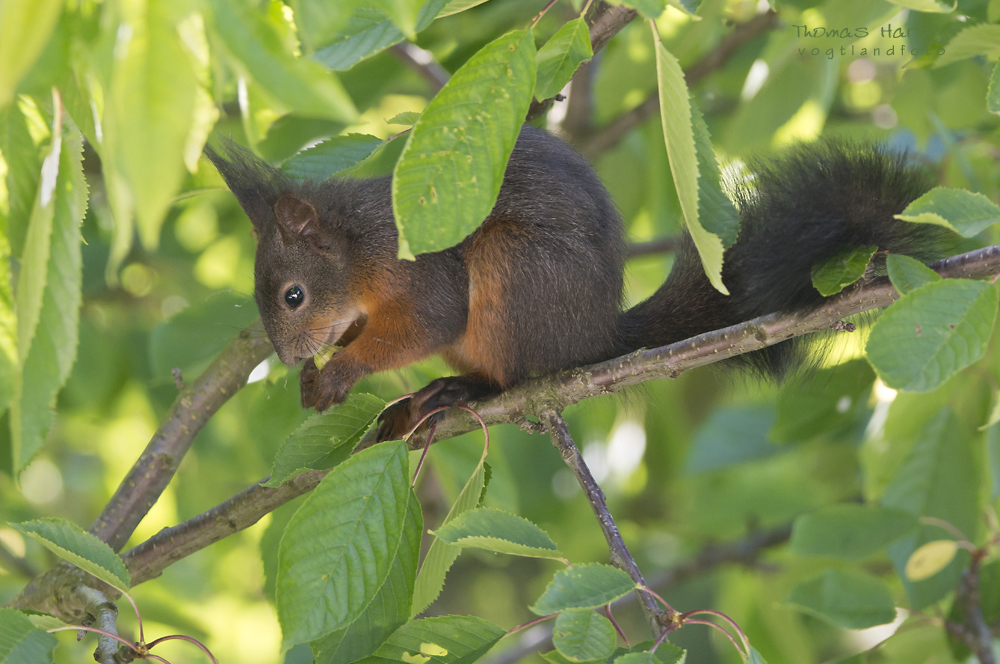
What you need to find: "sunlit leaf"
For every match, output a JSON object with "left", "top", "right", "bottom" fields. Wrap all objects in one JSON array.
[
  {"left": 895, "top": 187, "right": 1000, "bottom": 238},
  {"left": 392, "top": 28, "right": 536, "bottom": 257},
  {"left": 866, "top": 279, "right": 999, "bottom": 392},
  {"left": 432, "top": 507, "right": 563, "bottom": 559},
  {"left": 535, "top": 17, "right": 593, "bottom": 101},
  {"left": 10, "top": 518, "right": 130, "bottom": 592},
  {"left": 281, "top": 134, "right": 384, "bottom": 180},
  {"left": 265, "top": 393, "right": 386, "bottom": 487},
  {"left": 0, "top": 0, "right": 63, "bottom": 109},
  {"left": 934, "top": 23, "right": 1000, "bottom": 68},
  {"left": 905, "top": 540, "right": 959, "bottom": 581},
  {"left": 277, "top": 441, "right": 410, "bottom": 649}
]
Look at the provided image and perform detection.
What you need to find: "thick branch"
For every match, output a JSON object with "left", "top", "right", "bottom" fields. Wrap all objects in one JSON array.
[
  {"left": 526, "top": 3, "right": 638, "bottom": 122},
  {"left": 387, "top": 244, "right": 1000, "bottom": 450},
  {"left": 540, "top": 409, "right": 666, "bottom": 634},
  {"left": 579, "top": 9, "right": 779, "bottom": 159},
  {"left": 89, "top": 320, "right": 272, "bottom": 551}
]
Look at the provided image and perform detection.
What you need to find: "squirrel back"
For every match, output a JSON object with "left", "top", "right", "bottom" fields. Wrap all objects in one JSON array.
[{"left": 620, "top": 142, "right": 952, "bottom": 376}]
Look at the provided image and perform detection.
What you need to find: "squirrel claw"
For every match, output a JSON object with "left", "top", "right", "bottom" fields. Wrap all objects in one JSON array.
[{"left": 374, "top": 376, "right": 498, "bottom": 443}]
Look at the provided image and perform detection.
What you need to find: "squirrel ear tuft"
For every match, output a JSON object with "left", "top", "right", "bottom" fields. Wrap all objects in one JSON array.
[{"left": 274, "top": 195, "right": 320, "bottom": 238}]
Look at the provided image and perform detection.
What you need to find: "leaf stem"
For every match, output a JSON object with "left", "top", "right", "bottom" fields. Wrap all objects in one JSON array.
[
  {"left": 637, "top": 584, "right": 677, "bottom": 616},
  {"left": 531, "top": 0, "right": 561, "bottom": 27},
  {"left": 681, "top": 609, "right": 750, "bottom": 655},
  {"left": 605, "top": 604, "right": 630, "bottom": 647},
  {"left": 49, "top": 626, "right": 137, "bottom": 652},
  {"left": 507, "top": 613, "right": 556, "bottom": 636},
  {"left": 146, "top": 634, "right": 219, "bottom": 664},
  {"left": 683, "top": 619, "right": 746, "bottom": 658}
]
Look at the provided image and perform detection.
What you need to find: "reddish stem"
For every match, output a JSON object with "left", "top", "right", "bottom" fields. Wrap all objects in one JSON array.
[
  {"left": 412, "top": 423, "right": 437, "bottom": 489},
  {"left": 605, "top": 604, "right": 630, "bottom": 647},
  {"left": 507, "top": 613, "right": 556, "bottom": 636},
  {"left": 531, "top": 0, "right": 560, "bottom": 27},
  {"left": 147, "top": 634, "right": 219, "bottom": 664},
  {"left": 121, "top": 589, "right": 145, "bottom": 645},
  {"left": 681, "top": 609, "right": 750, "bottom": 655},
  {"left": 684, "top": 619, "right": 746, "bottom": 658},
  {"left": 456, "top": 404, "right": 490, "bottom": 455},
  {"left": 637, "top": 584, "right": 677, "bottom": 616}
]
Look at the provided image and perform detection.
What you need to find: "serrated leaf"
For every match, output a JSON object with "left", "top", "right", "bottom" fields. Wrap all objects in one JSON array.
[
  {"left": 0, "top": 0, "right": 63, "bottom": 109},
  {"left": 265, "top": 393, "right": 386, "bottom": 487},
  {"left": 1, "top": 99, "right": 46, "bottom": 259},
  {"left": 312, "top": 490, "right": 423, "bottom": 664},
  {"left": 354, "top": 615, "right": 506, "bottom": 664},
  {"left": 535, "top": 17, "right": 593, "bottom": 101},
  {"left": 690, "top": 101, "right": 738, "bottom": 251},
  {"left": 790, "top": 505, "right": 918, "bottom": 561},
  {"left": 22, "top": 612, "right": 64, "bottom": 631},
  {"left": 439, "top": 0, "right": 490, "bottom": 16},
  {"left": 281, "top": 134, "right": 384, "bottom": 180},
  {"left": 387, "top": 112, "right": 422, "bottom": 127},
  {"left": 886, "top": 0, "right": 956, "bottom": 11},
  {"left": 107, "top": 0, "right": 199, "bottom": 250},
  {"left": 934, "top": 23, "right": 1000, "bottom": 68},
  {"left": 895, "top": 187, "right": 1000, "bottom": 238},
  {"left": 787, "top": 569, "right": 896, "bottom": 629},
  {"left": 411, "top": 436, "right": 489, "bottom": 616},
  {"left": 392, "top": 28, "right": 536, "bottom": 257},
  {"left": 0, "top": 609, "right": 58, "bottom": 664},
  {"left": 432, "top": 508, "right": 562, "bottom": 559},
  {"left": 887, "top": 254, "right": 941, "bottom": 295},
  {"left": 531, "top": 564, "right": 635, "bottom": 615},
  {"left": 905, "top": 540, "right": 959, "bottom": 581},
  {"left": 277, "top": 441, "right": 410, "bottom": 649},
  {"left": 552, "top": 610, "right": 616, "bottom": 662},
  {"left": 313, "top": 1, "right": 447, "bottom": 70},
  {"left": 207, "top": 0, "right": 356, "bottom": 122},
  {"left": 11, "top": 122, "right": 86, "bottom": 474},
  {"left": 865, "top": 279, "right": 999, "bottom": 392},
  {"left": 882, "top": 408, "right": 980, "bottom": 609},
  {"left": 811, "top": 245, "right": 877, "bottom": 297},
  {"left": 10, "top": 518, "right": 130, "bottom": 591},
  {"left": 652, "top": 26, "right": 729, "bottom": 294},
  {"left": 990, "top": 60, "right": 1000, "bottom": 116}
]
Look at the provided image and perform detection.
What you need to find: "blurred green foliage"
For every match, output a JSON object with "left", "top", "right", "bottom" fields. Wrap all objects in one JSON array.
[{"left": 2, "top": 0, "right": 1000, "bottom": 663}]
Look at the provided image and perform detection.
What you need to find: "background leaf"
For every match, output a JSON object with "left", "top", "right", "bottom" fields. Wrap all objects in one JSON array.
[
  {"left": 787, "top": 569, "right": 897, "bottom": 629},
  {"left": 790, "top": 505, "right": 918, "bottom": 561}
]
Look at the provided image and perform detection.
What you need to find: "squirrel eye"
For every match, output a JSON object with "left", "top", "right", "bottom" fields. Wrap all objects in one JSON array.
[{"left": 284, "top": 285, "right": 305, "bottom": 309}]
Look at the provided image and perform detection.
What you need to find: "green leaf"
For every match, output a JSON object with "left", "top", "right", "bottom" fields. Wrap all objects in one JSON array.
[
  {"left": 606, "top": 0, "right": 667, "bottom": 19},
  {"left": 934, "top": 23, "right": 1000, "bottom": 68},
  {"left": 787, "top": 569, "right": 897, "bottom": 629},
  {"left": 531, "top": 564, "right": 635, "bottom": 615},
  {"left": 748, "top": 646, "right": 768, "bottom": 664},
  {"left": 312, "top": 489, "right": 423, "bottom": 664},
  {"left": 411, "top": 436, "right": 489, "bottom": 616},
  {"left": 886, "top": 254, "right": 941, "bottom": 295},
  {"left": 885, "top": 0, "right": 956, "bottom": 11},
  {"left": 265, "top": 393, "right": 386, "bottom": 487},
  {"left": 771, "top": 359, "right": 875, "bottom": 444},
  {"left": 387, "top": 112, "right": 421, "bottom": 126},
  {"left": 392, "top": 28, "right": 536, "bottom": 257},
  {"left": 989, "top": 61, "right": 1000, "bottom": 115},
  {"left": 0, "top": 0, "right": 63, "bottom": 109},
  {"left": 11, "top": 122, "right": 86, "bottom": 474},
  {"left": 440, "top": 0, "right": 490, "bottom": 16},
  {"left": 685, "top": 405, "right": 783, "bottom": 473},
  {"left": 690, "top": 100, "right": 739, "bottom": 251},
  {"left": 535, "top": 17, "right": 593, "bottom": 101},
  {"left": 790, "top": 505, "right": 919, "bottom": 561},
  {"left": 652, "top": 26, "right": 729, "bottom": 295},
  {"left": 9, "top": 518, "right": 130, "bottom": 592},
  {"left": 342, "top": 132, "right": 409, "bottom": 179},
  {"left": 882, "top": 408, "right": 980, "bottom": 609},
  {"left": 811, "top": 245, "right": 878, "bottom": 297},
  {"left": 353, "top": 615, "right": 506, "bottom": 664},
  {"left": 0, "top": 609, "right": 58, "bottom": 664},
  {"left": 865, "top": 279, "right": 999, "bottom": 392},
  {"left": 207, "top": 0, "right": 357, "bottom": 122},
  {"left": 277, "top": 441, "right": 410, "bottom": 649},
  {"left": 895, "top": 187, "right": 1000, "bottom": 238},
  {"left": 376, "top": 0, "right": 427, "bottom": 40},
  {"left": 612, "top": 645, "right": 686, "bottom": 664},
  {"left": 431, "top": 508, "right": 563, "bottom": 559},
  {"left": 106, "top": 0, "right": 199, "bottom": 251},
  {"left": 281, "top": 133, "right": 383, "bottom": 181},
  {"left": 312, "top": 1, "right": 447, "bottom": 70},
  {"left": 0, "top": 99, "right": 46, "bottom": 259},
  {"left": 552, "top": 610, "right": 617, "bottom": 662}
]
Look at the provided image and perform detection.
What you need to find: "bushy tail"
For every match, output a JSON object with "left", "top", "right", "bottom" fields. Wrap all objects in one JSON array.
[{"left": 618, "top": 142, "right": 954, "bottom": 377}]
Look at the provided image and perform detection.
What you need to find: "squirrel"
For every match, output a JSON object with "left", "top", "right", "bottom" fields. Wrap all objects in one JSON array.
[{"left": 205, "top": 125, "right": 950, "bottom": 442}]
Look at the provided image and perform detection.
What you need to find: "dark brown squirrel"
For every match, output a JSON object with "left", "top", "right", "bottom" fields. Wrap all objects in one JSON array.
[{"left": 206, "top": 125, "right": 949, "bottom": 442}]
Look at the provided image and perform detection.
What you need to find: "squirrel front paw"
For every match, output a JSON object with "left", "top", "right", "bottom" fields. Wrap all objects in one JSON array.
[{"left": 299, "top": 356, "right": 364, "bottom": 411}]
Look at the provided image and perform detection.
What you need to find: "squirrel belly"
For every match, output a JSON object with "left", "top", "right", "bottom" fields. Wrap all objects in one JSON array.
[{"left": 205, "top": 126, "right": 951, "bottom": 440}]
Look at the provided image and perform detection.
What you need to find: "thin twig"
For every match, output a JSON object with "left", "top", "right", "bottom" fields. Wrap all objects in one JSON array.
[
  {"left": 390, "top": 43, "right": 450, "bottom": 93},
  {"left": 539, "top": 408, "right": 666, "bottom": 635},
  {"left": 579, "top": 9, "right": 779, "bottom": 159},
  {"left": 627, "top": 236, "right": 680, "bottom": 258}
]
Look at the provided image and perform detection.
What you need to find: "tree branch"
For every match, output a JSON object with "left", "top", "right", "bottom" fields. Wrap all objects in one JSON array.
[
  {"left": 540, "top": 408, "right": 666, "bottom": 635},
  {"left": 11, "top": 243, "right": 1000, "bottom": 619},
  {"left": 947, "top": 557, "right": 998, "bottom": 664},
  {"left": 526, "top": 3, "right": 638, "bottom": 122},
  {"left": 74, "top": 585, "right": 124, "bottom": 664},
  {"left": 627, "top": 236, "right": 680, "bottom": 258},
  {"left": 578, "top": 9, "right": 778, "bottom": 159},
  {"left": 390, "top": 43, "right": 450, "bottom": 93}
]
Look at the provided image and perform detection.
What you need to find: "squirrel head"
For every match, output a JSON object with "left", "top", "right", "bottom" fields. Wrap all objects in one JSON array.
[{"left": 205, "top": 140, "right": 362, "bottom": 366}]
